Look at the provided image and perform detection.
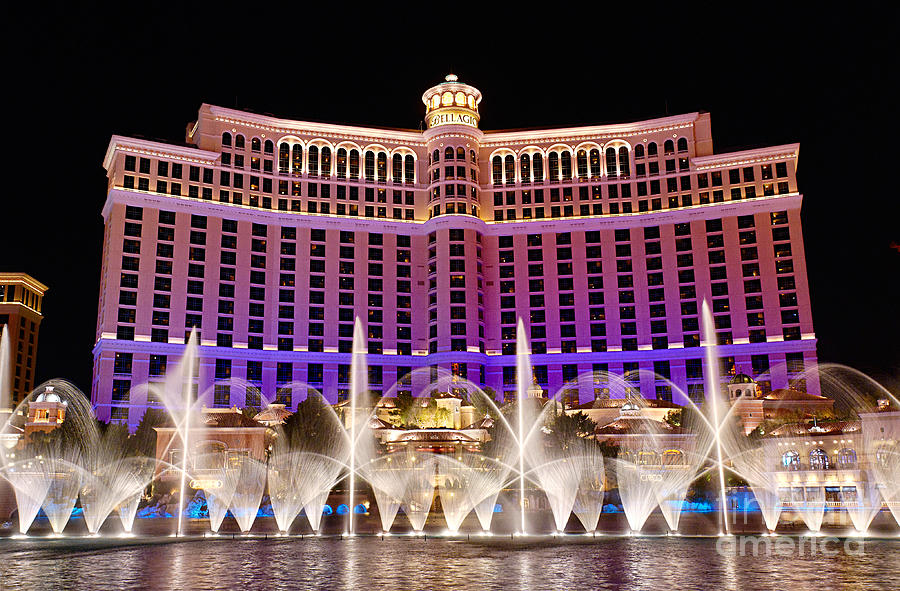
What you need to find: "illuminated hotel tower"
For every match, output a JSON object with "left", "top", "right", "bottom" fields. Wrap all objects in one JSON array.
[{"left": 93, "top": 75, "right": 818, "bottom": 427}]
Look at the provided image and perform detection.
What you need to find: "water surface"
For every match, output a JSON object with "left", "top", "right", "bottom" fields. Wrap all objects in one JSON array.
[{"left": 0, "top": 536, "right": 897, "bottom": 590}]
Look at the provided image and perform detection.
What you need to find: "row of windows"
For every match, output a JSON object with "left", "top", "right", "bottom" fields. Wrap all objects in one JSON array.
[{"left": 110, "top": 353, "right": 808, "bottom": 389}]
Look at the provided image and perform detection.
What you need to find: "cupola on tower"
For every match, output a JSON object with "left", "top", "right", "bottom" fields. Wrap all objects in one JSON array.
[{"left": 422, "top": 74, "right": 483, "bottom": 219}]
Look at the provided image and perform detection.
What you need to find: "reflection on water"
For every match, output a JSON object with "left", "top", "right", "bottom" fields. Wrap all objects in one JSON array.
[{"left": 0, "top": 537, "right": 898, "bottom": 591}]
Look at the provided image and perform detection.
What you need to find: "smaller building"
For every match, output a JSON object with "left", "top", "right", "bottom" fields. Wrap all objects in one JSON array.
[
  {"left": 728, "top": 374, "right": 833, "bottom": 435},
  {"left": 0, "top": 273, "right": 48, "bottom": 406},
  {"left": 23, "top": 385, "right": 67, "bottom": 442},
  {"left": 567, "top": 396, "right": 681, "bottom": 431},
  {"left": 153, "top": 407, "right": 269, "bottom": 479}
]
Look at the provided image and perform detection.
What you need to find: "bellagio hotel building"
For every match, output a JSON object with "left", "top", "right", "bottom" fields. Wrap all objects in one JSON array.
[{"left": 92, "top": 75, "right": 818, "bottom": 427}]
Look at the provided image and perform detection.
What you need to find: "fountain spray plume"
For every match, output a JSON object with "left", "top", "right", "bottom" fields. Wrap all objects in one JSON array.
[
  {"left": 268, "top": 387, "right": 350, "bottom": 533},
  {"left": 228, "top": 455, "right": 267, "bottom": 532},
  {"left": 515, "top": 319, "right": 534, "bottom": 534},
  {"left": 79, "top": 422, "right": 155, "bottom": 534},
  {"left": 347, "top": 318, "right": 370, "bottom": 535},
  {"left": 700, "top": 300, "right": 731, "bottom": 535},
  {"left": 0, "top": 326, "right": 11, "bottom": 420},
  {"left": 158, "top": 329, "right": 200, "bottom": 537}
]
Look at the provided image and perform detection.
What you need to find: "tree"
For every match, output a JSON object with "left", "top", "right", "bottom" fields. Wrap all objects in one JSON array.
[
  {"left": 468, "top": 387, "right": 501, "bottom": 421},
  {"left": 663, "top": 409, "right": 683, "bottom": 428},
  {"left": 543, "top": 410, "right": 597, "bottom": 447},
  {"left": 128, "top": 408, "right": 169, "bottom": 458},
  {"left": 280, "top": 395, "right": 345, "bottom": 452},
  {"left": 387, "top": 390, "right": 416, "bottom": 427},
  {"left": 413, "top": 398, "right": 452, "bottom": 429}
]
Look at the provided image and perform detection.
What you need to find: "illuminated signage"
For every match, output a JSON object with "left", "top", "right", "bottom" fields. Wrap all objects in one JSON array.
[
  {"left": 428, "top": 109, "right": 479, "bottom": 129},
  {"left": 190, "top": 479, "right": 223, "bottom": 489},
  {"left": 640, "top": 473, "right": 663, "bottom": 482}
]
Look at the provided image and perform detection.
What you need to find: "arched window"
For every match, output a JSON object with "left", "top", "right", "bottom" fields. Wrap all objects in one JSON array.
[
  {"left": 278, "top": 143, "right": 290, "bottom": 174},
  {"left": 664, "top": 139, "right": 675, "bottom": 155},
  {"left": 445, "top": 147, "right": 455, "bottom": 160},
  {"left": 404, "top": 155, "right": 415, "bottom": 184},
  {"left": 837, "top": 448, "right": 857, "bottom": 468},
  {"left": 504, "top": 155, "right": 515, "bottom": 185},
  {"left": 618, "top": 147, "right": 630, "bottom": 177},
  {"left": 470, "top": 150, "right": 477, "bottom": 163},
  {"left": 349, "top": 150, "right": 360, "bottom": 180},
  {"left": 662, "top": 449, "right": 684, "bottom": 466},
  {"left": 677, "top": 137, "right": 688, "bottom": 152},
  {"left": 264, "top": 139, "right": 274, "bottom": 154},
  {"left": 647, "top": 142, "right": 657, "bottom": 157},
  {"left": 432, "top": 149, "right": 440, "bottom": 164},
  {"left": 589, "top": 149, "right": 601, "bottom": 178},
  {"left": 336, "top": 148, "right": 347, "bottom": 177},
  {"left": 456, "top": 147, "right": 465, "bottom": 160},
  {"left": 376, "top": 152, "right": 387, "bottom": 181},
  {"left": 251, "top": 137, "right": 261, "bottom": 152},
  {"left": 634, "top": 144, "right": 644, "bottom": 158},
  {"left": 520, "top": 154, "right": 531, "bottom": 183},
  {"left": 532, "top": 153, "right": 544, "bottom": 182},
  {"left": 548, "top": 152, "right": 559, "bottom": 181},
  {"left": 291, "top": 144, "right": 303, "bottom": 175},
  {"left": 308, "top": 145, "right": 319, "bottom": 176},
  {"left": 234, "top": 134, "right": 245, "bottom": 149},
  {"left": 392, "top": 154, "right": 403, "bottom": 182},
  {"left": 492, "top": 156, "right": 502, "bottom": 185},
  {"left": 560, "top": 151, "right": 572, "bottom": 181},
  {"left": 364, "top": 151, "right": 375, "bottom": 181},
  {"left": 605, "top": 147, "right": 617, "bottom": 178},
  {"left": 782, "top": 450, "right": 800, "bottom": 470},
  {"left": 576, "top": 150, "right": 588, "bottom": 180},
  {"left": 809, "top": 448, "right": 829, "bottom": 470},
  {"left": 320, "top": 147, "right": 332, "bottom": 177},
  {"left": 222, "top": 132, "right": 232, "bottom": 147}
]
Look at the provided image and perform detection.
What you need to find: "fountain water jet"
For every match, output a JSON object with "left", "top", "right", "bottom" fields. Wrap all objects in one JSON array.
[
  {"left": 347, "top": 319, "right": 368, "bottom": 535},
  {"left": 845, "top": 483, "right": 883, "bottom": 533},
  {"left": 228, "top": 456, "right": 267, "bottom": 532},
  {"left": 700, "top": 300, "right": 731, "bottom": 535},
  {"left": 173, "top": 331, "right": 200, "bottom": 537},
  {"left": 515, "top": 320, "right": 533, "bottom": 534}
]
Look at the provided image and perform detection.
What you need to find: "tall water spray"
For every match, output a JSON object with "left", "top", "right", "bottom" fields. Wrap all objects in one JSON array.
[
  {"left": 700, "top": 300, "right": 730, "bottom": 535},
  {"left": 348, "top": 318, "right": 367, "bottom": 535},
  {"left": 0, "top": 326, "right": 10, "bottom": 415},
  {"left": 515, "top": 320, "right": 531, "bottom": 534},
  {"left": 175, "top": 330, "right": 199, "bottom": 537}
]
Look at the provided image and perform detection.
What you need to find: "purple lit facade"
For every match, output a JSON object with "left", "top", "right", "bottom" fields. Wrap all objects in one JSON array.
[{"left": 92, "top": 76, "right": 817, "bottom": 428}]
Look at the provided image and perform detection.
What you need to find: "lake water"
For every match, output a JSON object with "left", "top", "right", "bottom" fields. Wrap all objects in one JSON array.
[{"left": 0, "top": 535, "right": 898, "bottom": 590}]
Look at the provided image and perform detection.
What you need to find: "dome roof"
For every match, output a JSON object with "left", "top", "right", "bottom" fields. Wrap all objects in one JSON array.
[
  {"left": 730, "top": 373, "right": 755, "bottom": 385},
  {"left": 34, "top": 386, "right": 64, "bottom": 404}
]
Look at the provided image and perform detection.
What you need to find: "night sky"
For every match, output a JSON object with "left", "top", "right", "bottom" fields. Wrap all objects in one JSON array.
[{"left": 3, "top": 6, "right": 897, "bottom": 394}]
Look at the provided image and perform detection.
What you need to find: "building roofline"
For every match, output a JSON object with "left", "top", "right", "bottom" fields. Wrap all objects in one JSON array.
[
  {"left": 103, "top": 135, "right": 221, "bottom": 171},
  {"left": 202, "top": 106, "right": 711, "bottom": 147},
  {"left": 691, "top": 144, "right": 800, "bottom": 170},
  {"left": 479, "top": 113, "right": 703, "bottom": 145},
  {"left": 205, "top": 104, "right": 425, "bottom": 144},
  {"left": 0, "top": 273, "right": 49, "bottom": 294}
]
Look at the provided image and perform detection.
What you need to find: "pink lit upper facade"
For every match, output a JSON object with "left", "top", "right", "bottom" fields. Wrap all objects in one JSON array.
[{"left": 92, "top": 75, "right": 818, "bottom": 427}]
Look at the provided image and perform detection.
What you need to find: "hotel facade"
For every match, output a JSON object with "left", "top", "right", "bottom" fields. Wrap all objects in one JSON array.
[{"left": 92, "top": 76, "right": 818, "bottom": 428}]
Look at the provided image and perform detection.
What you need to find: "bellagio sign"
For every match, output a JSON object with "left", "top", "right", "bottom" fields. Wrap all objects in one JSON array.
[{"left": 428, "top": 109, "right": 479, "bottom": 129}]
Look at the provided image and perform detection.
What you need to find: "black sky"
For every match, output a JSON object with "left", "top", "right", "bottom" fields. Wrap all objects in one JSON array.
[{"left": 2, "top": 5, "right": 897, "bottom": 394}]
